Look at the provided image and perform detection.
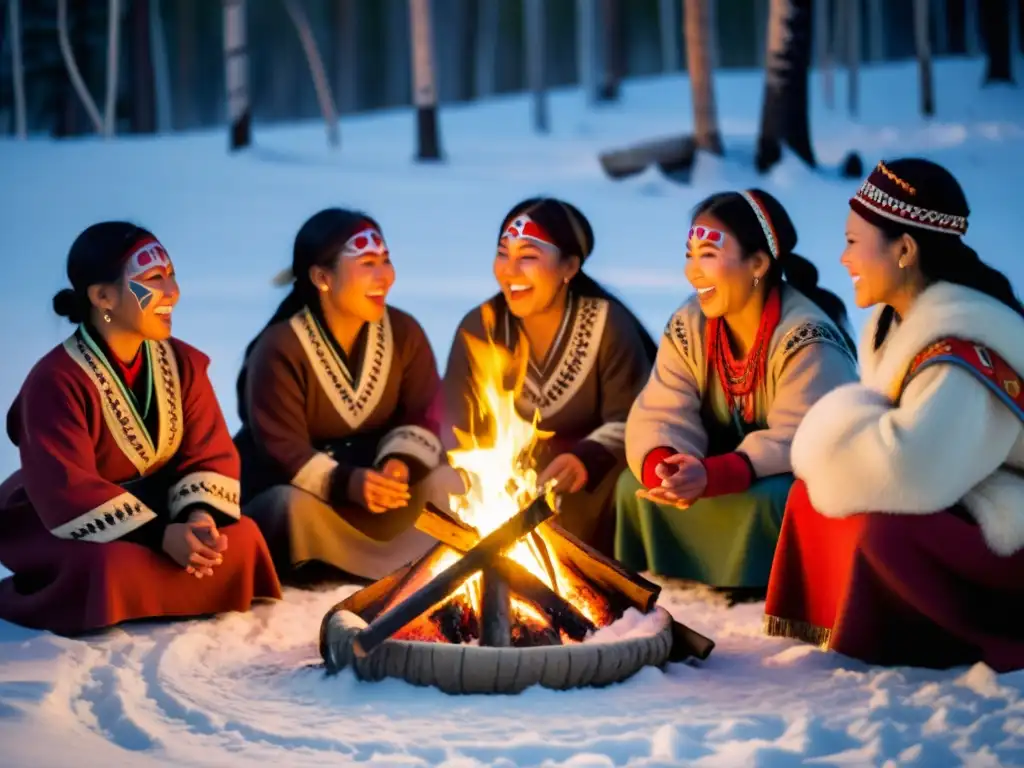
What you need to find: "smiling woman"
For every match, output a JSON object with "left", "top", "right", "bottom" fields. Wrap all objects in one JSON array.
[
  {"left": 0, "top": 221, "right": 282, "bottom": 635},
  {"left": 617, "top": 189, "right": 859, "bottom": 596},
  {"left": 440, "top": 197, "right": 659, "bottom": 556},
  {"left": 235, "top": 208, "right": 462, "bottom": 583}
]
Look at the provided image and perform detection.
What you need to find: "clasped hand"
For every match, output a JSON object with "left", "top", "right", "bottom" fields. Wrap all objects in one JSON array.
[
  {"left": 162, "top": 509, "right": 229, "bottom": 579},
  {"left": 349, "top": 458, "right": 412, "bottom": 513},
  {"left": 635, "top": 453, "right": 707, "bottom": 509}
]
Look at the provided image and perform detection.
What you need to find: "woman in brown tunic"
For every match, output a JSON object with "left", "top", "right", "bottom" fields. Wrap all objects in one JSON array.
[
  {"left": 237, "top": 208, "right": 459, "bottom": 581},
  {"left": 0, "top": 221, "right": 281, "bottom": 636},
  {"left": 441, "top": 197, "right": 657, "bottom": 556}
]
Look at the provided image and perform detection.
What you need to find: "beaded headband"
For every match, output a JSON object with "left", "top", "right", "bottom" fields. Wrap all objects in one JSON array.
[
  {"left": 850, "top": 161, "right": 968, "bottom": 236},
  {"left": 739, "top": 191, "right": 779, "bottom": 259}
]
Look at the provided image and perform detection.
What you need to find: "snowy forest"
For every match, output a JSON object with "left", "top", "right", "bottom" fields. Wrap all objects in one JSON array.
[{"left": 1, "top": 0, "right": 1022, "bottom": 140}]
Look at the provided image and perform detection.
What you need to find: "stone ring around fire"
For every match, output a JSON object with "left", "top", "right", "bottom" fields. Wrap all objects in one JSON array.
[{"left": 320, "top": 604, "right": 675, "bottom": 695}]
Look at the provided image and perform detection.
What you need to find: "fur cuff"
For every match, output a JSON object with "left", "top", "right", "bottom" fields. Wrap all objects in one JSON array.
[{"left": 962, "top": 469, "right": 1024, "bottom": 556}]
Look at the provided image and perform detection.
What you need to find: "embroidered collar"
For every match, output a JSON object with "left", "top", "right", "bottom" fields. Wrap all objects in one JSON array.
[
  {"left": 63, "top": 326, "right": 183, "bottom": 475},
  {"left": 290, "top": 306, "right": 393, "bottom": 429},
  {"left": 500, "top": 294, "right": 609, "bottom": 419}
]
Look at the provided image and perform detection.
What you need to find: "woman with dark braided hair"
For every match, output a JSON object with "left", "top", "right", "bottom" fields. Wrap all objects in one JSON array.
[
  {"left": 766, "top": 158, "right": 1024, "bottom": 671},
  {"left": 235, "top": 208, "right": 458, "bottom": 582},
  {"left": 619, "top": 189, "right": 858, "bottom": 597},
  {"left": 0, "top": 222, "right": 281, "bottom": 635},
  {"left": 440, "top": 197, "right": 657, "bottom": 556}
]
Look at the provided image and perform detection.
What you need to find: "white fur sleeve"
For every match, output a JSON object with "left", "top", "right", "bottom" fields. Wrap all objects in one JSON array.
[
  {"left": 737, "top": 342, "right": 858, "bottom": 477},
  {"left": 791, "top": 365, "right": 1021, "bottom": 517},
  {"left": 625, "top": 333, "right": 707, "bottom": 479}
]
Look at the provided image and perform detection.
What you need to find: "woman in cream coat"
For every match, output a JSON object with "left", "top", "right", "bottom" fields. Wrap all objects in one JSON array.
[{"left": 764, "top": 158, "right": 1024, "bottom": 672}]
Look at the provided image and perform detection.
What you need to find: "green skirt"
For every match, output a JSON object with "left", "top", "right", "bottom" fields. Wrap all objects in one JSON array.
[{"left": 614, "top": 469, "right": 793, "bottom": 588}]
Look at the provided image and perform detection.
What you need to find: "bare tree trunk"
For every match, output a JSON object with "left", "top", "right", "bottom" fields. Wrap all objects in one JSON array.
[
  {"left": 965, "top": 0, "right": 980, "bottom": 55},
  {"left": 846, "top": 0, "right": 859, "bottom": 117},
  {"left": 409, "top": 0, "right": 442, "bottom": 160},
  {"left": 915, "top": 0, "right": 935, "bottom": 115},
  {"left": 333, "top": 0, "right": 359, "bottom": 113},
  {"left": 104, "top": 0, "right": 121, "bottom": 137},
  {"left": 658, "top": 0, "right": 678, "bottom": 71},
  {"left": 868, "top": 0, "right": 885, "bottom": 60},
  {"left": 283, "top": 0, "right": 340, "bottom": 146},
  {"left": 577, "top": 0, "right": 596, "bottom": 102},
  {"left": 815, "top": 0, "right": 833, "bottom": 108},
  {"left": 525, "top": 0, "right": 549, "bottom": 132},
  {"left": 755, "top": 0, "right": 768, "bottom": 65},
  {"left": 475, "top": 0, "right": 498, "bottom": 98},
  {"left": 597, "top": 0, "right": 623, "bottom": 101},
  {"left": 980, "top": 0, "right": 1015, "bottom": 83},
  {"left": 223, "top": 0, "right": 250, "bottom": 151},
  {"left": 150, "top": 0, "right": 173, "bottom": 131},
  {"left": 174, "top": 0, "right": 197, "bottom": 129},
  {"left": 684, "top": 0, "right": 723, "bottom": 154},
  {"left": 8, "top": 0, "right": 26, "bottom": 138},
  {"left": 57, "top": 0, "right": 105, "bottom": 134},
  {"left": 756, "top": 0, "right": 816, "bottom": 171},
  {"left": 129, "top": 0, "right": 156, "bottom": 133}
]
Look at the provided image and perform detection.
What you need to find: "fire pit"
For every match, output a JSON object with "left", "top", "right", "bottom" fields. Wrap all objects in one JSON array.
[{"left": 319, "top": 308, "right": 714, "bottom": 694}]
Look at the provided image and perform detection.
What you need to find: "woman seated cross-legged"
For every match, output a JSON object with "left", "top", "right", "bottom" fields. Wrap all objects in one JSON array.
[
  {"left": 617, "top": 189, "right": 859, "bottom": 596},
  {"left": 0, "top": 222, "right": 281, "bottom": 635},
  {"left": 236, "top": 208, "right": 460, "bottom": 582}
]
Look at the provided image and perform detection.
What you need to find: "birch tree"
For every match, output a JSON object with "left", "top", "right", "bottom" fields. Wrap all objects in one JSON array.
[
  {"left": 525, "top": 0, "right": 549, "bottom": 132},
  {"left": 684, "top": 0, "right": 723, "bottom": 154},
  {"left": 914, "top": 0, "right": 934, "bottom": 115},
  {"left": 57, "top": 0, "right": 105, "bottom": 135},
  {"left": 223, "top": 0, "right": 250, "bottom": 151},
  {"left": 283, "top": 0, "right": 340, "bottom": 146},
  {"left": 756, "top": 0, "right": 815, "bottom": 171},
  {"left": 409, "top": 0, "right": 442, "bottom": 160},
  {"left": 8, "top": 0, "right": 26, "bottom": 138}
]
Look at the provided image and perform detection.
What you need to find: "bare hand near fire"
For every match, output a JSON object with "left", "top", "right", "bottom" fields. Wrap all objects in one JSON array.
[
  {"left": 350, "top": 467, "right": 411, "bottom": 513},
  {"left": 634, "top": 453, "right": 707, "bottom": 509},
  {"left": 537, "top": 454, "right": 588, "bottom": 494}
]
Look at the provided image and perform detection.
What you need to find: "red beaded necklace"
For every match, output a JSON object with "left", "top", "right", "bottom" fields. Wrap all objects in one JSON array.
[{"left": 705, "top": 286, "right": 782, "bottom": 424}]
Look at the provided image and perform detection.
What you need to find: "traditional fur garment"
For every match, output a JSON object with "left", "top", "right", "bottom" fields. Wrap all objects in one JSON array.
[{"left": 791, "top": 281, "right": 1024, "bottom": 556}]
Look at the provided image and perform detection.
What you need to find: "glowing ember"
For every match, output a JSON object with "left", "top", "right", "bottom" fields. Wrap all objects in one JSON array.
[{"left": 389, "top": 304, "right": 612, "bottom": 643}]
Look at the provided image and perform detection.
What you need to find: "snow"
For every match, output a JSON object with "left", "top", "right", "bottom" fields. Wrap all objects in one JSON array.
[{"left": 1, "top": 57, "right": 1024, "bottom": 765}]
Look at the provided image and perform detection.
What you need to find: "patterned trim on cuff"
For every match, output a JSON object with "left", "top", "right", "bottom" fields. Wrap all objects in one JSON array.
[
  {"left": 50, "top": 492, "right": 157, "bottom": 543},
  {"left": 168, "top": 471, "right": 242, "bottom": 520},
  {"left": 375, "top": 425, "right": 443, "bottom": 470},
  {"left": 292, "top": 452, "right": 339, "bottom": 501}
]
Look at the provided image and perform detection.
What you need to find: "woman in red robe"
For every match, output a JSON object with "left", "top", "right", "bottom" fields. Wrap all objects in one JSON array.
[
  {"left": 764, "top": 158, "right": 1024, "bottom": 671},
  {"left": 0, "top": 222, "right": 282, "bottom": 636}
]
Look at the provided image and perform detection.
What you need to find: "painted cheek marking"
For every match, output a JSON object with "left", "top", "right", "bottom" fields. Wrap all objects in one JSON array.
[{"left": 129, "top": 280, "right": 154, "bottom": 310}]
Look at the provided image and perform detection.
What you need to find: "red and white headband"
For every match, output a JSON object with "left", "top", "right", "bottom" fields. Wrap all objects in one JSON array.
[
  {"left": 500, "top": 214, "right": 558, "bottom": 250},
  {"left": 340, "top": 226, "right": 387, "bottom": 257},
  {"left": 739, "top": 191, "right": 779, "bottom": 259}
]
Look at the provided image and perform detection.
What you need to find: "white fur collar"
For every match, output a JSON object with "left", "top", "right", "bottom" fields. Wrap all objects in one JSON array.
[{"left": 859, "top": 281, "right": 1024, "bottom": 392}]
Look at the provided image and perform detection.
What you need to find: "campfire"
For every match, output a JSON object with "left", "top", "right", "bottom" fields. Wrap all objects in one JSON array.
[{"left": 320, "top": 307, "right": 714, "bottom": 691}]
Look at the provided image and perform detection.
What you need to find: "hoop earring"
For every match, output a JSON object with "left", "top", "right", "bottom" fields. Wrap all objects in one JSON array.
[{"left": 103, "top": 310, "right": 112, "bottom": 323}]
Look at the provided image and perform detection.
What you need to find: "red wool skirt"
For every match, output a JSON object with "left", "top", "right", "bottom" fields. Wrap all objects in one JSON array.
[
  {"left": 0, "top": 485, "right": 282, "bottom": 636},
  {"left": 764, "top": 479, "right": 1024, "bottom": 672}
]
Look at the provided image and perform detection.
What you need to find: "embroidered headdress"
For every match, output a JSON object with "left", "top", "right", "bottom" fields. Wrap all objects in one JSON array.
[{"left": 850, "top": 160, "right": 969, "bottom": 236}]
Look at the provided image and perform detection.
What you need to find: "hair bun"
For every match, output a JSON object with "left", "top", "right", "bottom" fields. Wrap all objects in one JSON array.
[{"left": 52, "top": 288, "right": 79, "bottom": 319}]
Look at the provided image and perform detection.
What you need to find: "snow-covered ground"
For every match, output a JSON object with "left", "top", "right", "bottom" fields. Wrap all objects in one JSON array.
[{"left": 1, "top": 58, "right": 1023, "bottom": 766}]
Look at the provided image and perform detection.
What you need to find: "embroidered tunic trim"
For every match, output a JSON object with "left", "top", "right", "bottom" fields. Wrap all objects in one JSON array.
[
  {"left": 508, "top": 296, "right": 610, "bottom": 420},
  {"left": 375, "top": 425, "right": 444, "bottom": 469},
  {"left": 50, "top": 492, "right": 157, "bottom": 543},
  {"left": 289, "top": 307, "right": 393, "bottom": 429},
  {"left": 62, "top": 330, "right": 183, "bottom": 476},
  {"left": 168, "top": 471, "right": 242, "bottom": 520}
]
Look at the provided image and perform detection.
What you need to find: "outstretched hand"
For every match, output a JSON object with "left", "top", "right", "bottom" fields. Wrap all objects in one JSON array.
[
  {"left": 349, "top": 463, "right": 411, "bottom": 513},
  {"left": 537, "top": 453, "right": 588, "bottom": 494}
]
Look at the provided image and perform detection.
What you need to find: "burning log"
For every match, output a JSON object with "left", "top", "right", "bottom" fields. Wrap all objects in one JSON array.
[
  {"left": 417, "top": 503, "right": 596, "bottom": 641},
  {"left": 480, "top": 567, "right": 511, "bottom": 647},
  {"left": 352, "top": 494, "right": 556, "bottom": 657}
]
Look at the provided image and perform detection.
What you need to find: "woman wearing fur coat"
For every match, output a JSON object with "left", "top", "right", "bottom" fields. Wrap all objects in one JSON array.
[{"left": 764, "top": 158, "right": 1024, "bottom": 672}]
